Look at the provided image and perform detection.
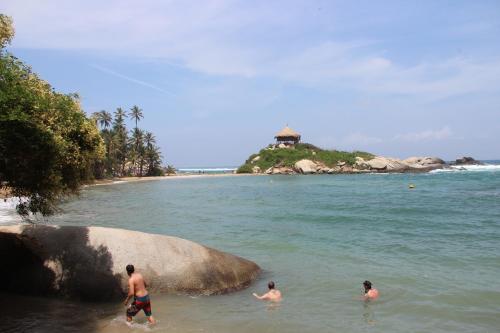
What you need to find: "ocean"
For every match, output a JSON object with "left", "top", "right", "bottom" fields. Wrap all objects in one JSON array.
[{"left": 1, "top": 163, "right": 500, "bottom": 332}]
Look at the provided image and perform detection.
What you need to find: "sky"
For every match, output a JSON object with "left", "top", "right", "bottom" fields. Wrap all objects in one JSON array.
[{"left": 1, "top": 0, "right": 500, "bottom": 166}]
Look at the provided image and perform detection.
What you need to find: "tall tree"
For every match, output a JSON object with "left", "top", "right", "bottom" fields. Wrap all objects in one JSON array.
[
  {"left": 113, "top": 107, "right": 128, "bottom": 176},
  {"left": 0, "top": 15, "right": 104, "bottom": 216},
  {"left": 129, "top": 105, "right": 143, "bottom": 130},
  {"left": 144, "top": 131, "right": 156, "bottom": 150},
  {"left": 98, "top": 110, "right": 112, "bottom": 130},
  {"left": 128, "top": 128, "right": 144, "bottom": 176}
]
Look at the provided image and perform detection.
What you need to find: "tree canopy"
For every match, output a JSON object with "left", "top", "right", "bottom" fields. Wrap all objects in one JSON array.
[
  {"left": 0, "top": 15, "right": 104, "bottom": 216},
  {"left": 0, "top": 15, "right": 165, "bottom": 216}
]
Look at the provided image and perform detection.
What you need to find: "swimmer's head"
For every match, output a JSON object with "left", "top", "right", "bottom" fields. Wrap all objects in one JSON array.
[
  {"left": 268, "top": 281, "right": 275, "bottom": 290},
  {"left": 126, "top": 264, "right": 135, "bottom": 276},
  {"left": 363, "top": 280, "right": 372, "bottom": 292}
]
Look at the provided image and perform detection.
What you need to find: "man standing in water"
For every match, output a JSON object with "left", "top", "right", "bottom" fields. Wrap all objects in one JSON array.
[
  {"left": 253, "top": 281, "right": 282, "bottom": 302},
  {"left": 124, "top": 264, "right": 156, "bottom": 324},
  {"left": 363, "top": 280, "right": 379, "bottom": 300}
]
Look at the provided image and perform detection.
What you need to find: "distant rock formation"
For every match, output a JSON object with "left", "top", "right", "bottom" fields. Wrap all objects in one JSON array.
[
  {"left": 237, "top": 142, "right": 475, "bottom": 175},
  {"left": 454, "top": 156, "right": 483, "bottom": 165},
  {"left": 292, "top": 156, "right": 445, "bottom": 174},
  {"left": 0, "top": 225, "right": 260, "bottom": 301}
]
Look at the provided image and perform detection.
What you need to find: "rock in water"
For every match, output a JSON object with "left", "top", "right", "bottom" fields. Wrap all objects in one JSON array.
[
  {"left": 0, "top": 225, "right": 261, "bottom": 301},
  {"left": 403, "top": 157, "right": 445, "bottom": 168},
  {"left": 454, "top": 156, "right": 482, "bottom": 165}
]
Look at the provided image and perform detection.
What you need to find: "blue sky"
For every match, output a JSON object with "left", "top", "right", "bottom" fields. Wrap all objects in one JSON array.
[{"left": 2, "top": 0, "right": 500, "bottom": 166}]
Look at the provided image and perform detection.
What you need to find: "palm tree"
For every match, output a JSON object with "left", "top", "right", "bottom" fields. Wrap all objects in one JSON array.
[
  {"left": 145, "top": 145, "right": 163, "bottom": 176},
  {"left": 129, "top": 105, "right": 143, "bottom": 130},
  {"left": 144, "top": 132, "right": 156, "bottom": 150},
  {"left": 98, "top": 110, "right": 112, "bottom": 130},
  {"left": 113, "top": 107, "right": 128, "bottom": 176},
  {"left": 114, "top": 107, "right": 127, "bottom": 125},
  {"left": 143, "top": 132, "right": 162, "bottom": 175},
  {"left": 128, "top": 128, "right": 144, "bottom": 176}
]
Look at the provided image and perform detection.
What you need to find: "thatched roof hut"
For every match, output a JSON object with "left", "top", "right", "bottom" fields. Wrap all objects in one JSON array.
[{"left": 275, "top": 126, "right": 301, "bottom": 144}]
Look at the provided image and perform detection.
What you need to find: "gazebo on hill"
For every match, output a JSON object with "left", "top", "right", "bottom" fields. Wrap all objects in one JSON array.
[{"left": 275, "top": 125, "right": 301, "bottom": 145}]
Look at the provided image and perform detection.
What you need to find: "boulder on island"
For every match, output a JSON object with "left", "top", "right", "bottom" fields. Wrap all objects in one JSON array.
[
  {"left": 294, "top": 159, "right": 318, "bottom": 174},
  {"left": 365, "top": 156, "right": 409, "bottom": 172},
  {"left": 403, "top": 156, "right": 446, "bottom": 171},
  {"left": 0, "top": 225, "right": 261, "bottom": 301}
]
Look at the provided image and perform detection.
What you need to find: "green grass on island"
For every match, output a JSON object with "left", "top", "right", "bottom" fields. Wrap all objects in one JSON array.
[{"left": 237, "top": 143, "right": 374, "bottom": 173}]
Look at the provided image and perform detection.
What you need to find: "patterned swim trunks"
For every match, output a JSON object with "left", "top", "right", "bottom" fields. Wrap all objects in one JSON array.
[{"left": 126, "top": 294, "right": 152, "bottom": 317}]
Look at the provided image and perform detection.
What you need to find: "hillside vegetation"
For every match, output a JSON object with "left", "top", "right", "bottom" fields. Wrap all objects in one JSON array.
[{"left": 237, "top": 143, "right": 374, "bottom": 173}]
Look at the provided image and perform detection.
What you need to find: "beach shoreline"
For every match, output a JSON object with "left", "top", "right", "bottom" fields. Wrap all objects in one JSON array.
[{"left": 86, "top": 173, "right": 257, "bottom": 187}]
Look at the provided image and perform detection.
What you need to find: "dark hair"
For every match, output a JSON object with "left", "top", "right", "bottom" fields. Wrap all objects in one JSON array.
[
  {"left": 363, "top": 280, "right": 372, "bottom": 291},
  {"left": 268, "top": 281, "right": 275, "bottom": 290},
  {"left": 126, "top": 264, "right": 135, "bottom": 275}
]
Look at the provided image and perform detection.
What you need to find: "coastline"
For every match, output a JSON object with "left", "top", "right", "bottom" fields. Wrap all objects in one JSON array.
[{"left": 85, "top": 173, "right": 258, "bottom": 187}]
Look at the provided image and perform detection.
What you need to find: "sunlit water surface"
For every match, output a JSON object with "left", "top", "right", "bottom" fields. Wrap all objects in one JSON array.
[{"left": 2, "top": 166, "right": 500, "bottom": 332}]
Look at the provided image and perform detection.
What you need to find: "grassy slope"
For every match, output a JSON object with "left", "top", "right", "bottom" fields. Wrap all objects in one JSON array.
[{"left": 237, "top": 143, "right": 374, "bottom": 173}]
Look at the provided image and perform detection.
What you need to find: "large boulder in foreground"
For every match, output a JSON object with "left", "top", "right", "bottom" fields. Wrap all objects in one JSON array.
[{"left": 0, "top": 225, "right": 260, "bottom": 301}]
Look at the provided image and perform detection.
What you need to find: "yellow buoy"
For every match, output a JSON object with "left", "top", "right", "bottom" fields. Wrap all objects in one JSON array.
[{"left": 408, "top": 184, "right": 415, "bottom": 189}]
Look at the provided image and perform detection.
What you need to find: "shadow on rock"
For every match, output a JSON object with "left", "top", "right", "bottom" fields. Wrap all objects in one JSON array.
[{"left": 0, "top": 226, "right": 123, "bottom": 302}]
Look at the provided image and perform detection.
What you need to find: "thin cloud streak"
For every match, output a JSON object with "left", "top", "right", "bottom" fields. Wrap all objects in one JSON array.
[{"left": 89, "top": 64, "right": 174, "bottom": 95}]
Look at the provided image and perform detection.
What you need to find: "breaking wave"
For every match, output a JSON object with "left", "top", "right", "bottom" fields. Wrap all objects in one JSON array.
[{"left": 430, "top": 163, "right": 500, "bottom": 173}]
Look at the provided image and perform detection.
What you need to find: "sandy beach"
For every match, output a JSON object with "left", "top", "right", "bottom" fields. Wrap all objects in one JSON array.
[{"left": 87, "top": 173, "right": 256, "bottom": 186}]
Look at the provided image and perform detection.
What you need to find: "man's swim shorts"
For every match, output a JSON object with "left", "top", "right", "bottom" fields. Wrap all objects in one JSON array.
[{"left": 126, "top": 294, "right": 152, "bottom": 317}]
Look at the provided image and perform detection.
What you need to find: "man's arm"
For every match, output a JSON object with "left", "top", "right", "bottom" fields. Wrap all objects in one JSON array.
[
  {"left": 124, "top": 279, "right": 135, "bottom": 306},
  {"left": 253, "top": 292, "right": 270, "bottom": 300}
]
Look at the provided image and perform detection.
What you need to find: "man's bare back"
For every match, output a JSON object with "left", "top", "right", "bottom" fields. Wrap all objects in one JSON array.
[
  {"left": 365, "top": 288, "right": 379, "bottom": 300},
  {"left": 363, "top": 280, "right": 379, "bottom": 301},
  {"left": 253, "top": 281, "right": 282, "bottom": 302},
  {"left": 253, "top": 289, "right": 282, "bottom": 302},
  {"left": 124, "top": 265, "right": 155, "bottom": 324},
  {"left": 129, "top": 273, "right": 148, "bottom": 297}
]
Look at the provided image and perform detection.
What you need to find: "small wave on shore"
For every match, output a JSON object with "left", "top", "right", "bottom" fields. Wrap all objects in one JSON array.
[
  {"left": 108, "top": 316, "right": 155, "bottom": 332},
  {"left": 0, "top": 197, "right": 21, "bottom": 224},
  {"left": 430, "top": 163, "right": 500, "bottom": 173}
]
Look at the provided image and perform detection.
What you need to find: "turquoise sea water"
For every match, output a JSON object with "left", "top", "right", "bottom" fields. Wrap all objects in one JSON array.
[{"left": 2, "top": 165, "right": 500, "bottom": 332}]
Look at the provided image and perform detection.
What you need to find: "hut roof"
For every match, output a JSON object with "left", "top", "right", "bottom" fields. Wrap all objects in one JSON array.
[{"left": 275, "top": 126, "right": 300, "bottom": 138}]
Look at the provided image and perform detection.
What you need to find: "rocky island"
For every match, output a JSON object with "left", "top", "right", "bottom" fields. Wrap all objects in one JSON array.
[{"left": 237, "top": 126, "right": 448, "bottom": 175}]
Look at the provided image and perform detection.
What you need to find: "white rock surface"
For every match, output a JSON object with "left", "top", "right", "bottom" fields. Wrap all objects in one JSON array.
[
  {"left": 294, "top": 159, "right": 318, "bottom": 174},
  {"left": 0, "top": 225, "right": 260, "bottom": 300}
]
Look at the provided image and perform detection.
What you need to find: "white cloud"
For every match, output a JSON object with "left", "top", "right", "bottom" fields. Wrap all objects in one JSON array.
[
  {"left": 342, "top": 133, "right": 383, "bottom": 145},
  {"left": 2, "top": 0, "right": 500, "bottom": 100},
  {"left": 318, "top": 126, "right": 453, "bottom": 151},
  {"left": 394, "top": 126, "right": 453, "bottom": 142}
]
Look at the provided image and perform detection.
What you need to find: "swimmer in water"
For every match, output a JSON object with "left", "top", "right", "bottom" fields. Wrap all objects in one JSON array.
[
  {"left": 124, "top": 264, "right": 156, "bottom": 324},
  {"left": 363, "top": 280, "right": 379, "bottom": 301},
  {"left": 253, "top": 281, "right": 282, "bottom": 302}
]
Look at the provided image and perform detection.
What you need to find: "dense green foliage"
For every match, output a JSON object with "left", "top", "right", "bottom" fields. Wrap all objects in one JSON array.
[
  {"left": 91, "top": 107, "right": 164, "bottom": 178},
  {"left": 0, "top": 15, "right": 165, "bottom": 216},
  {"left": 0, "top": 15, "right": 104, "bottom": 216},
  {"left": 237, "top": 143, "right": 374, "bottom": 173}
]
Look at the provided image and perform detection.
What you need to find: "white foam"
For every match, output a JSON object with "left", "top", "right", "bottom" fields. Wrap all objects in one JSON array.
[
  {"left": 0, "top": 198, "right": 21, "bottom": 224},
  {"left": 430, "top": 164, "right": 500, "bottom": 173},
  {"left": 109, "top": 316, "right": 154, "bottom": 331}
]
